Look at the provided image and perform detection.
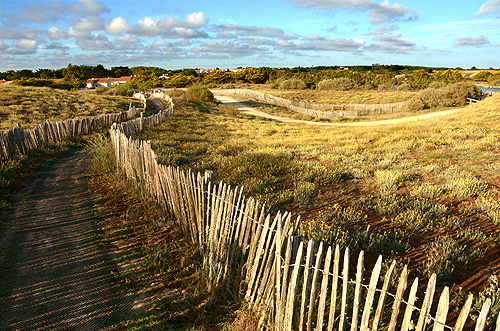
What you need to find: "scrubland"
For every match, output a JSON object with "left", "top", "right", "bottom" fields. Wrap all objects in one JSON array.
[
  {"left": 0, "top": 85, "right": 141, "bottom": 130},
  {"left": 141, "top": 89, "right": 500, "bottom": 303}
]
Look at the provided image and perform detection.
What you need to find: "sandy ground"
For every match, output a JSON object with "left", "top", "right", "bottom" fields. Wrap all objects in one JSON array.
[
  {"left": 0, "top": 149, "right": 133, "bottom": 331},
  {"left": 214, "top": 95, "right": 464, "bottom": 126}
]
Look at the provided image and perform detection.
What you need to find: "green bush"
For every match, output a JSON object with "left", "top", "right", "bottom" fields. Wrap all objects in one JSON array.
[
  {"left": 279, "top": 78, "right": 307, "bottom": 90},
  {"left": 317, "top": 77, "right": 357, "bottom": 91},
  {"left": 186, "top": 86, "right": 216, "bottom": 106}
]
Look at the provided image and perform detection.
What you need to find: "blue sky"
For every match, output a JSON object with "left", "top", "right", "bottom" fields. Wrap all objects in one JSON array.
[{"left": 0, "top": 0, "right": 499, "bottom": 71}]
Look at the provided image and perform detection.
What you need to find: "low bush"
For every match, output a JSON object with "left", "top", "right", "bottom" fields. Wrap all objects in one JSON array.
[
  {"left": 422, "top": 236, "right": 470, "bottom": 282},
  {"left": 186, "top": 86, "right": 216, "bottom": 106},
  {"left": 445, "top": 177, "right": 488, "bottom": 198},
  {"left": 407, "top": 82, "right": 481, "bottom": 111},
  {"left": 279, "top": 78, "right": 307, "bottom": 90},
  {"left": 374, "top": 169, "right": 405, "bottom": 191},
  {"left": 317, "top": 77, "right": 357, "bottom": 91},
  {"left": 488, "top": 79, "right": 500, "bottom": 87}
]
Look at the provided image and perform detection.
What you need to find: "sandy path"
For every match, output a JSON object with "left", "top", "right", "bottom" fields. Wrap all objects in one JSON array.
[
  {"left": 214, "top": 95, "right": 464, "bottom": 126},
  {"left": 0, "top": 149, "right": 132, "bottom": 331}
]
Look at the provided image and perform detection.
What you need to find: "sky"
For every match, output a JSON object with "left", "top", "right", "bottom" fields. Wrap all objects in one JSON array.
[{"left": 0, "top": 0, "right": 499, "bottom": 71}]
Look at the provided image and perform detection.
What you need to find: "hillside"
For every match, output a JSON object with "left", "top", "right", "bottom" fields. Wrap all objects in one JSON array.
[{"left": 140, "top": 91, "right": 500, "bottom": 300}]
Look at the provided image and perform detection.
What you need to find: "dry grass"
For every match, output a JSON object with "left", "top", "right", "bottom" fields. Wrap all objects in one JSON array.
[
  {"left": 142, "top": 92, "right": 500, "bottom": 291},
  {"left": 0, "top": 85, "right": 141, "bottom": 130},
  {"left": 255, "top": 88, "right": 417, "bottom": 104}
]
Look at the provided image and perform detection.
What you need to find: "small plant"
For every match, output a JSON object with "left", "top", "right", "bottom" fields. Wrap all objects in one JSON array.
[
  {"left": 318, "top": 203, "right": 367, "bottom": 226},
  {"left": 422, "top": 236, "right": 469, "bottom": 283},
  {"left": 473, "top": 275, "right": 500, "bottom": 325},
  {"left": 410, "top": 183, "right": 444, "bottom": 200},
  {"left": 445, "top": 176, "right": 488, "bottom": 198},
  {"left": 293, "top": 181, "right": 318, "bottom": 206},
  {"left": 476, "top": 197, "right": 500, "bottom": 225},
  {"left": 374, "top": 169, "right": 405, "bottom": 191}
]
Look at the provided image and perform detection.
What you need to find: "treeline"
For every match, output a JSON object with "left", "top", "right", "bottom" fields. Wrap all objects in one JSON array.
[{"left": 3, "top": 64, "right": 499, "bottom": 94}]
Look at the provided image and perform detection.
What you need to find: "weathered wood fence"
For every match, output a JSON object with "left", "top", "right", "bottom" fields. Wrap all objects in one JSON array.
[
  {"left": 213, "top": 89, "right": 408, "bottom": 120},
  {"left": 110, "top": 90, "right": 498, "bottom": 330},
  {"left": 0, "top": 101, "right": 144, "bottom": 164}
]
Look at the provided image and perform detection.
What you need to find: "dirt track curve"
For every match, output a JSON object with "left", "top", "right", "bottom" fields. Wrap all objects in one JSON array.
[
  {"left": 214, "top": 95, "right": 464, "bottom": 126},
  {"left": 0, "top": 149, "right": 133, "bottom": 331}
]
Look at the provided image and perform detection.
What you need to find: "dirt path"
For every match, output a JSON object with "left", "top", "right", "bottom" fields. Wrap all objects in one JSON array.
[
  {"left": 0, "top": 148, "right": 133, "bottom": 330},
  {"left": 214, "top": 95, "right": 464, "bottom": 126}
]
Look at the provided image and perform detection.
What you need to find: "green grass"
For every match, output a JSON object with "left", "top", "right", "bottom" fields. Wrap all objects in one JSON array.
[
  {"left": 141, "top": 91, "right": 500, "bottom": 290},
  {"left": 0, "top": 85, "right": 142, "bottom": 130}
]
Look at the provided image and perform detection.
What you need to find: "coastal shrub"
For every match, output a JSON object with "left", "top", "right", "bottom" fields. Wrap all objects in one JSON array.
[
  {"left": 444, "top": 82, "right": 481, "bottom": 106},
  {"left": 279, "top": 78, "right": 307, "bottom": 90},
  {"left": 186, "top": 86, "right": 216, "bottom": 106},
  {"left": 317, "top": 77, "right": 357, "bottom": 91},
  {"left": 488, "top": 79, "right": 500, "bottom": 87}
]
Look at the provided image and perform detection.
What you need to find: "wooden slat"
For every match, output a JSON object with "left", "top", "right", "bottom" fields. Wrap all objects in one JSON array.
[
  {"left": 284, "top": 241, "right": 304, "bottom": 331},
  {"left": 339, "top": 248, "right": 350, "bottom": 331},
  {"left": 372, "top": 260, "right": 396, "bottom": 331},
  {"left": 350, "top": 251, "right": 365, "bottom": 331},
  {"left": 316, "top": 245, "right": 333, "bottom": 331},
  {"left": 401, "top": 277, "right": 419, "bottom": 331},
  {"left": 299, "top": 240, "right": 315, "bottom": 331},
  {"left": 415, "top": 274, "right": 436, "bottom": 331},
  {"left": 327, "top": 245, "right": 340, "bottom": 331},
  {"left": 306, "top": 241, "right": 324, "bottom": 331},
  {"left": 475, "top": 298, "right": 492, "bottom": 331},
  {"left": 432, "top": 287, "right": 449, "bottom": 331},
  {"left": 361, "top": 255, "right": 382, "bottom": 330},
  {"left": 454, "top": 294, "right": 473, "bottom": 331}
]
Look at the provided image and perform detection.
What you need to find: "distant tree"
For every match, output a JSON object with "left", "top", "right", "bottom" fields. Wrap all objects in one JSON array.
[
  {"left": 35, "top": 68, "right": 56, "bottom": 79},
  {"left": 110, "top": 66, "right": 132, "bottom": 77},
  {"left": 11, "top": 69, "right": 34, "bottom": 80}
]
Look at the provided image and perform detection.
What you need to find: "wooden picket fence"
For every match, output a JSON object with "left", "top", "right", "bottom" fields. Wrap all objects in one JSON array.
[
  {"left": 110, "top": 90, "right": 499, "bottom": 330},
  {"left": 0, "top": 102, "right": 144, "bottom": 164},
  {"left": 213, "top": 89, "right": 408, "bottom": 120}
]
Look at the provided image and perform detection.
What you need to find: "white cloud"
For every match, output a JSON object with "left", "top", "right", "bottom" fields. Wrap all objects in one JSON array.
[
  {"left": 183, "top": 12, "right": 209, "bottom": 28},
  {"left": 13, "top": 39, "right": 38, "bottom": 50},
  {"left": 69, "top": 0, "right": 110, "bottom": 16},
  {"left": 73, "top": 16, "right": 105, "bottom": 31},
  {"left": 21, "top": 0, "right": 109, "bottom": 23},
  {"left": 365, "top": 33, "right": 417, "bottom": 53},
  {"left": 475, "top": 0, "right": 500, "bottom": 16},
  {"left": 0, "top": 40, "right": 7, "bottom": 51},
  {"left": 276, "top": 37, "right": 365, "bottom": 52},
  {"left": 454, "top": 35, "right": 490, "bottom": 47},
  {"left": 114, "top": 34, "right": 139, "bottom": 44},
  {"left": 124, "top": 13, "right": 209, "bottom": 38},
  {"left": 77, "top": 33, "right": 111, "bottom": 50},
  {"left": 106, "top": 17, "right": 130, "bottom": 35},
  {"left": 47, "top": 27, "right": 67, "bottom": 40},
  {"left": 368, "top": 1, "right": 417, "bottom": 24},
  {"left": 287, "top": 0, "right": 417, "bottom": 24}
]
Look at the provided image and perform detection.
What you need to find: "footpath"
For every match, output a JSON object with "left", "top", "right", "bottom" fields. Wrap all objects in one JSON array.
[
  {"left": 0, "top": 148, "right": 133, "bottom": 331},
  {"left": 214, "top": 95, "right": 464, "bottom": 126}
]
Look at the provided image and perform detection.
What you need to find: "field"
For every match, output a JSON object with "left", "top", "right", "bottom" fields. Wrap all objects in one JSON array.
[
  {"left": 0, "top": 85, "right": 142, "bottom": 131},
  {"left": 255, "top": 87, "right": 418, "bottom": 104},
  {"left": 140, "top": 90, "right": 500, "bottom": 307}
]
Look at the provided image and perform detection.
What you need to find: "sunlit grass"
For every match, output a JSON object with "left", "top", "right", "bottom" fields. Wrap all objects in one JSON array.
[
  {"left": 0, "top": 85, "right": 142, "bottom": 130},
  {"left": 255, "top": 87, "right": 418, "bottom": 104},
  {"left": 142, "top": 92, "right": 500, "bottom": 287}
]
